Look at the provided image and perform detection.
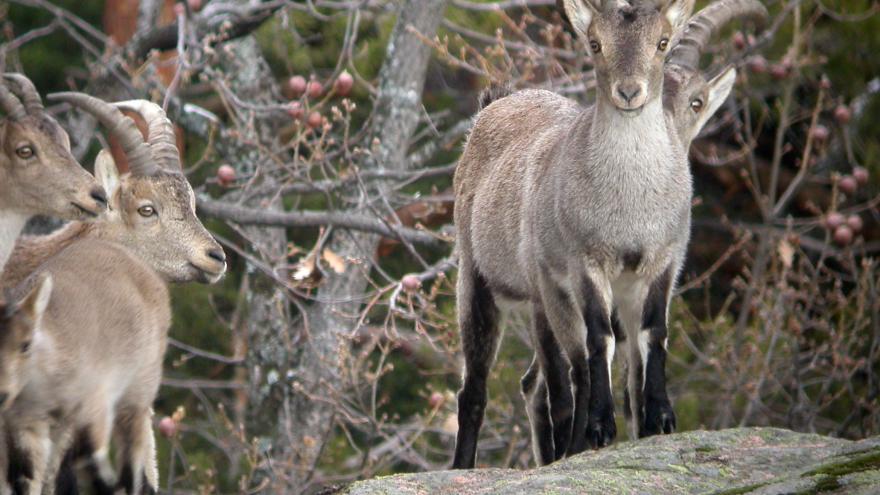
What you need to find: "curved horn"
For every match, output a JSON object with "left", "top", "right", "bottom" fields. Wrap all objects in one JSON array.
[
  {"left": 113, "top": 100, "right": 181, "bottom": 171},
  {"left": 3, "top": 73, "right": 44, "bottom": 114},
  {"left": 47, "top": 92, "right": 158, "bottom": 176},
  {"left": 0, "top": 83, "right": 26, "bottom": 120},
  {"left": 667, "top": 0, "right": 769, "bottom": 72}
]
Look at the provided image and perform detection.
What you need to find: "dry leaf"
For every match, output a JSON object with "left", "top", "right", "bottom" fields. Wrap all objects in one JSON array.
[
  {"left": 292, "top": 253, "right": 317, "bottom": 282},
  {"left": 778, "top": 238, "right": 794, "bottom": 269},
  {"left": 322, "top": 248, "right": 346, "bottom": 274}
]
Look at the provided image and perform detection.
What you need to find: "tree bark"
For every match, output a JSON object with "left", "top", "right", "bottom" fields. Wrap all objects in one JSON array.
[{"left": 279, "top": 0, "right": 450, "bottom": 491}]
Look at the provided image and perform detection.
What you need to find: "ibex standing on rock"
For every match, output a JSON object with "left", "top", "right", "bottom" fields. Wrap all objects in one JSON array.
[
  {"left": 0, "top": 74, "right": 107, "bottom": 273},
  {"left": 517, "top": 0, "right": 769, "bottom": 465},
  {"left": 452, "top": 0, "right": 699, "bottom": 468}
]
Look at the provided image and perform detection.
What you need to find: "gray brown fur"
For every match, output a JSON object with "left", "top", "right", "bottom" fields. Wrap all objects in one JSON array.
[
  {"left": 452, "top": 0, "right": 698, "bottom": 468},
  {"left": 0, "top": 239, "right": 168, "bottom": 494}
]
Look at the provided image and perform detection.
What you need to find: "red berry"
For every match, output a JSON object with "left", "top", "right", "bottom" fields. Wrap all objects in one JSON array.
[
  {"left": 834, "top": 105, "right": 852, "bottom": 125},
  {"left": 853, "top": 166, "right": 869, "bottom": 185},
  {"left": 825, "top": 212, "right": 845, "bottom": 230},
  {"left": 428, "top": 392, "right": 444, "bottom": 408},
  {"left": 401, "top": 274, "right": 421, "bottom": 293},
  {"left": 307, "top": 80, "right": 323, "bottom": 100},
  {"left": 217, "top": 165, "right": 235, "bottom": 186},
  {"left": 288, "top": 76, "right": 307, "bottom": 97},
  {"left": 819, "top": 76, "right": 831, "bottom": 90},
  {"left": 770, "top": 63, "right": 789, "bottom": 80},
  {"left": 159, "top": 416, "right": 178, "bottom": 438},
  {"left": 732, "top": 31, "right": 746, "bottom": 50},
  {"left": 810, "top": 125, "right": 829, "bottom": 143},
  {"left": 846, "top": 215, "right": 863, "bottom": 233},
  {"left": 286, "top": 101, "right": 303, "bottom": 120},
  {"left": 747, "top": 56, "right": 767, "bottom": 74},
  {"left": 306, "top": 111, "right": 323, "bottom": 129},
  {"left": 334, "top": 71, "right": 354, "bottom": 97},
  {"left": 187, "top": 0, "right": 202, "bottom": 11},
  {"left": 833, "top": 225, "right": 853, "bottom": 246},
  {"left": 839, "top": 175, "right": 858, "bottom": 195}
]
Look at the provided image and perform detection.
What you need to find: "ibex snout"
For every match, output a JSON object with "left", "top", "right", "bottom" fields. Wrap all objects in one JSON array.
[
  {"left": 70, "top": 184, "right": 109, "bottom": 218},
  {"left": 189, "top": 242, "right": 227, "bottom": 284},
  {"left": 611, "top": 81, "right": 648, "bottom": 112}
]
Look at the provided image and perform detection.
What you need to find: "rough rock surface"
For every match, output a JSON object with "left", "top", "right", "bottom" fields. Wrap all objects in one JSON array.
[{"left": 341, "top": 428, "right": 880, "bottom": 494}]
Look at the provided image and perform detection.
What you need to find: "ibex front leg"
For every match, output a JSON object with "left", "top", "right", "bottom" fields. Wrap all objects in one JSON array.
[{"left": 620, "top": 268, "right": 676, "bottom": 438}]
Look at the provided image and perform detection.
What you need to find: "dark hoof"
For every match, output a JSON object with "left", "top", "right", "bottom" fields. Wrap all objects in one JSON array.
[
  {"left": 588, "top": 410, "right": 616, "bottom": 449},
  {"left": 643, "top": 400, "right": 676, "bottom": 436}
]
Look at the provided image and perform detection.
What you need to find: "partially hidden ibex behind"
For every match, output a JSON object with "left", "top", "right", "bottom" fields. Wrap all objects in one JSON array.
[
  {"left": 0, "top": 74, "right": 107, "bottom": 274},
  {"left": 518, "top": 0, "right": 769, "bottom": 465}
]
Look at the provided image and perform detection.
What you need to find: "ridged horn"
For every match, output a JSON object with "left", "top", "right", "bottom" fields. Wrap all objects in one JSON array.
[
  {"left": 113, "top": 100, "right": 181, "bottom": 171},
  {"left": 667, "top": 0, "right": 769, "bottom": 71},
  {"left": 3, "top": 73, "right": 44, "bottom": 114},
  {"left": 0, "top": 82, "right": 26, "bottom": 120},
  {"left": 47, "top": 92, "right": 158, "bottom": 176}
]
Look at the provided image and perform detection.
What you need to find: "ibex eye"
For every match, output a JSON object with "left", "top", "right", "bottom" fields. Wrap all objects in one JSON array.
[
  {"left": 15, "top": 146, "right": 34, "bottom": 159},
  {"left": 658, "top": 38, "right": 669, "bottom": 51},
  {"left": 690, "top": 98, "right": 704, "bottom": 112},
  {"left": 137, "top": 205, "right": 156, "bottom": 217},
  {"left": 589, "top": 40, "right": 601, "bottom": 53}
]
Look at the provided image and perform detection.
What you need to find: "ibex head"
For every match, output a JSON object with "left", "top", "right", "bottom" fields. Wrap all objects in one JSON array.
[
  {"left": 0, "top": 273, "right": 51, "bottom": 410},
  {"left": 0, "top": 74, "right": 107, "bottom": 218},
  {"left": 563, "top": 0, "right": 695, "bottom": 114},
  {"left": 664, "top": 0, "right": 768, "bottom": 143},
  {"left": 48, "top": 93, "right": 227, "bottom": 284}
]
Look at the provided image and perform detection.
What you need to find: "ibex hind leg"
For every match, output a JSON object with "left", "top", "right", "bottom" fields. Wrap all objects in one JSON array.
[
  {"left": 530, "top": 304, "right": 573, "bottom": 461},
  {"left": 640, "top": 269, "right": 676, "bottom": 436},
  {"left": 520, "top": 357, "right": 555, "bottom": 466},
  {"left": 452, "top": 259, "right": 500, "bottom": 469},
  {"left": 115, "top": 409, "right": 158, "bottom": 494}
]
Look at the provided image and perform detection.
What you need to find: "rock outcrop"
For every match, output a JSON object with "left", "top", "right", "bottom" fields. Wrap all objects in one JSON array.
[{"left": 341, "top": 428, "right": 880, "bottom": 494}]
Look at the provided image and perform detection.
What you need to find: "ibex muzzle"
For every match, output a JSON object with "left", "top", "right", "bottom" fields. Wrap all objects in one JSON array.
[{"left": 566, "top": 0, "right": 693, "bottom": 114}]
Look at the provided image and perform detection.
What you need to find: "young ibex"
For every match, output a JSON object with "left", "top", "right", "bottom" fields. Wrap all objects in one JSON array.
[
  {"left": 0, "top": 239, "right": 169, "bottom": 495},
  {"left": 1, "top": 93, "right": 227, "bottom": 290},
  {"left": 518, "top": 0, "right": 768, "bottom": 465},
  {"left": 452, "top": 0, "right": 706, "bottom": 468},
  {"left": 0, "top": 74, "right": 107, "bottom": 273}
]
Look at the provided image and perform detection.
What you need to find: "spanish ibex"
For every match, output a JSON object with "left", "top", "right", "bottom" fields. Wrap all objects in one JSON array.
[
  {"left": 2, "top": 93, "right": 226, "bottom": 290},
  {"left": 1, "top": 239, "right": 169, "bottom": 495},
  {"left": 518, "top": 0, "right": 769, "bottom": 465},
  {"left": 0, "top": 74, "right": 107, "bottom": 273}
]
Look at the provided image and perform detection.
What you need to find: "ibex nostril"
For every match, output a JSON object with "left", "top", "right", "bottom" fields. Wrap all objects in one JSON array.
[
  {"left": 90, "top": 188, "right": 108, "bottom": 207},
  {"left": 0, "top": 393, "right": 8, "bottom": 406},
  {"left": 617, "top": 85, "right": 641, "bottom": 104},
  {"left": 207, "top": 249, "right": 226, "bottom": 264}
]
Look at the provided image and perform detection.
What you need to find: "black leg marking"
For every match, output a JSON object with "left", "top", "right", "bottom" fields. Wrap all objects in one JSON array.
[
  {"left": 521, "top": 356, "right": 555, "bottom": 465},
  {"left": 452, "top": 266, "right": 499, "bottom": 469},
  {"left": 7, "top": 433, "right": 34, "bottom": 494},
  {"left": 54, "top": 448, "right": 81, "bottom": 495},
  {"left": 640, "top": 269, "right": 675, "bottom": 437},
  {"left": 565, "top": 357, "right": 591, "bottom": 456},
  {"left": 531, "top": 305, "right": 574, "bottom": 461},
  {"left": 581, "top": 276, "right": 616, "bottom": 450},
  {"left": 117, "top": 463, "right": 134, "bottom": 494}
]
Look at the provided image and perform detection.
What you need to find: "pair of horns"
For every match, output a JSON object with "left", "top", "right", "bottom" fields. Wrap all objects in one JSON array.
[
  {"left": 667, "top": 0, "right": 769, "bottom": 72},
  {"left": 47, "top": 93, "right": 181, "bottom": 177},
  {"left": 0, "top": 73, "right": 45, "bottom": 120}
]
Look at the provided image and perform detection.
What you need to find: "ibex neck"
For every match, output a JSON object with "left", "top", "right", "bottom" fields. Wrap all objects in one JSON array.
[
  {"left": 589, "top": 97, "right": 668, "bottom": 141},
  {"left": 0, "top": 212, "right": 30, "bottom": 274}
]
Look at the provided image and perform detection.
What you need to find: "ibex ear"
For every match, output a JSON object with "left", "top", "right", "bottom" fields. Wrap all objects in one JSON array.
[
  {"left": 94, "top": 149, "right": 121, "bottom": 200},
  {"left": 661, "top": 0, "right": 695, "bottom": 32},
  {"left": 693, "top": 66, "right": 736, "bottom": 140},
  {"left": 563, "top": 0, "right": 600, "bottom": 40},
  {"left": 19, "top": 273, "right": 52, "bottom": 329}
]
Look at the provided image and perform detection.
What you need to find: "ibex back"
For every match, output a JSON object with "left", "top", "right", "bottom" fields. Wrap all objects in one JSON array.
[{"left": 452, "top": 0, "right": 696, "bottom": 468}]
